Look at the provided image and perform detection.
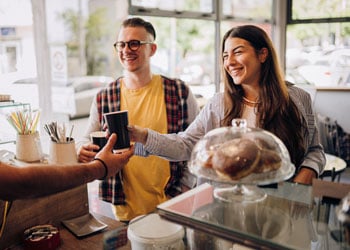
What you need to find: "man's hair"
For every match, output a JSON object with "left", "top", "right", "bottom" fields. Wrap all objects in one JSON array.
[{"left": 122, "top": 17, "right": 156, "bottom": 40}]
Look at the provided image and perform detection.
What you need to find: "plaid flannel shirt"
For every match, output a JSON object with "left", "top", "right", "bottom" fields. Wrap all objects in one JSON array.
[{"left": 98, "top": 76, "right": 189, "bottom": 205}]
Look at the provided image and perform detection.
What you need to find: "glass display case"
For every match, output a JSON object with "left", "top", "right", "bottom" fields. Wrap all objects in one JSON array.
[
  {"left": 157, "top": 182, "right": 343, "bottom": 250},
  {"left": 156, "top": 120, "right": 345, "bottom": 249}
]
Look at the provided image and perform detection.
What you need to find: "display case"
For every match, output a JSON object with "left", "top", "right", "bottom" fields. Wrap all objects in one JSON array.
[
  {"left": 0, "top": 101, "right": 31, "bottom": 145},
  {"left": 152, "top": 119, "right": 350, "bottom": 249},
  {"left": 157, "top": 182, "right": 343, "bottom": 250}
]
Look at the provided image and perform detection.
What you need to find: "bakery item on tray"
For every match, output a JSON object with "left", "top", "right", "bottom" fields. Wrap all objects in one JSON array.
[
  {"left": 254, "top": 149, "right": 282, "bottom": 173},
  {"left": 203, "top": 137, "right": 282, "bottom": 180},
  {"left": 211, "top": 138, "right": 261, "bottom": 180},
  {"left": 253, "top": 137, "right": 282, "bottom": 173}
]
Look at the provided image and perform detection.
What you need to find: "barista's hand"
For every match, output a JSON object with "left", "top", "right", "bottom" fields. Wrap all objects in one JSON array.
[
  {"left": 95, "top": 133, "right": 134, "bottom": 177},
  {"left": 127, "top": 125, "right": 148, "bottom": 144},
  {"left": 78, "top": 143, "right": 99, "bottom": 163}
]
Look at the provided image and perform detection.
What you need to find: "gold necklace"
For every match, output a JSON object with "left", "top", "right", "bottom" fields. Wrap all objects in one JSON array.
[{"left": 242, "top": 96, "right": 260, "bottom": 105}]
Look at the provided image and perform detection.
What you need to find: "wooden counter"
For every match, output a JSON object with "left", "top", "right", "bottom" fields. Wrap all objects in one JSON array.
[
  {"left": 5, "top": 213, "right": 131, "bottom": 250},
  {"left": 0, "top": 185, "right": 131, "bottom": 249},
  {"left": 57, "top": 213, "right": 130, "bottom": 250}
]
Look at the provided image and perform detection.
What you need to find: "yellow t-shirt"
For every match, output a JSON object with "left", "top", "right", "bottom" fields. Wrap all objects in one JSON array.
[{"left": 116, "top": 75, "right": 170, "bottom": 221}]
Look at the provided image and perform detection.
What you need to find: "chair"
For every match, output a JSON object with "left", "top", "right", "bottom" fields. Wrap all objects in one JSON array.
[
  {"left": 317, "top": 114, "right": 342, "bottom": 182},
  {"left": 317, "top": 114, "right": 339, "bottom": 155}
]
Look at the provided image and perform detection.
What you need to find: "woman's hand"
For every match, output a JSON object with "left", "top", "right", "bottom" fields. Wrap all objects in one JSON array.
[
  {"left": 293, "top": 168, "right": 316, "bottom": 185},
  {"left": 127, "top": 125, "right": 148, "bottom": 144}
]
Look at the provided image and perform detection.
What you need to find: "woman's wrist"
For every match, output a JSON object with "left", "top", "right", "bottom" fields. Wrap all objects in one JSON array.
[
  {"left": 293, "top": 167, "right": 316, "bottom": 185},
  {"left": 141, "top": 128, "right": 148, "bottom": 144}
]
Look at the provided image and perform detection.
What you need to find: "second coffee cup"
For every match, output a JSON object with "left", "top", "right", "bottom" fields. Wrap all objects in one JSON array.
[{"left": 90, "top": 131, "right": 108, "bottom": 152}]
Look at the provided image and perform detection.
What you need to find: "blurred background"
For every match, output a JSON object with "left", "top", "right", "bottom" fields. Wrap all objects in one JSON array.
[
  {"left": 0, "top": 0, "right": 350, "bottom": 224},
  {"left": 0, "top": 0, "right": 349, "bottom": 130}
]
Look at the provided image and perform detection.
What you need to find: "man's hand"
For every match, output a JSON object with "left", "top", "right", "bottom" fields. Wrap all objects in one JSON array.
[
  {"left": 77, "top": 143, "right": 99, "bottom": 163},
  {"left": 96, "top": 133, "right": 134, "bottom": 177}
]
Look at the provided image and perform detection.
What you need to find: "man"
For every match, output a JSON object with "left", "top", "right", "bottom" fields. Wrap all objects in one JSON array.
[
  {"left": 0, "top": 134, "right": 133, "bottom": 201},
  {"left": 77, "top": 17, "right": 199, "bottom": 222}
]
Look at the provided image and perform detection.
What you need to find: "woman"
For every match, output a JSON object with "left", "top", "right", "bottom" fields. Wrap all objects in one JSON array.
[{"left": 129, "top": 25, "right": 325, "bottom": 185}]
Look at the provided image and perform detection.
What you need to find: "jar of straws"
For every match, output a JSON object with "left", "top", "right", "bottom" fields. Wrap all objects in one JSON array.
[{"left": 6, "top": 109, "right": 42, "bottom": 162}]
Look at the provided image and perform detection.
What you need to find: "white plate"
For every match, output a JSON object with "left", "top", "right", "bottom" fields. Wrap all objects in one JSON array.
[
  {"left": 61, "top": 213, "right": 107, "bottom": 237},
  {"left": 325, "top": 153, "right": 347, "bottom": 172}
]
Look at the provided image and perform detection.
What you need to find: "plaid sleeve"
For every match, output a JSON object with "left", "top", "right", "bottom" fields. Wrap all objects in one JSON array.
[{"left": 99, "top": 173, "right": 126, "bottom": 205}]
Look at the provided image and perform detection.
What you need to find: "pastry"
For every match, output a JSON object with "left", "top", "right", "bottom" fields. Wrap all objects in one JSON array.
[
  {"left": 211, "top": 138, "right": 261, "bottom": 180},
  {"left": 254, "top": 149, "right": 282, "bottom": 173}
]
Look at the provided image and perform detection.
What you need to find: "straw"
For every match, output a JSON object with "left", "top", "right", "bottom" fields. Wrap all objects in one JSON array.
[{"left": 6, "top": 109, "right": 41, "bottom": 135}]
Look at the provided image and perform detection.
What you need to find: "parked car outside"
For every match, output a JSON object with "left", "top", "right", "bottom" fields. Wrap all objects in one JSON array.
[
  {"left": 297, "top": 49, "right": 350, "bottom": 86},
  {"left": 59, "top": 75, "right": 114, "bottom": 119},
  {"left": 0, "top": 75, "right": 114, "bottom": 119}
]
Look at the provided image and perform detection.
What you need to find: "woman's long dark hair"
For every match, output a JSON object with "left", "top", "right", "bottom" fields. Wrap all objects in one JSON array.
[{"left": 221, "top": 25, "right": 306, "bottom": 168}]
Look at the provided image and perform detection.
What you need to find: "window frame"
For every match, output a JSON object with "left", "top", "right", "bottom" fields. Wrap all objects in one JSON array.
[
  {"left": 286, "top": 0, "right": 350, "bottom": 88},
  {"left": 287, "top": 0, "right": 350, "bottom": 24},
  {"left": 128, "top": 0, "right": 278, "bottom": 93}
]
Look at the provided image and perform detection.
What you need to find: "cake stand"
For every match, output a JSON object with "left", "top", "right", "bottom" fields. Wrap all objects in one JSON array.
[{"left": 189, "top": 119, "right": 295, "bottom": 203}]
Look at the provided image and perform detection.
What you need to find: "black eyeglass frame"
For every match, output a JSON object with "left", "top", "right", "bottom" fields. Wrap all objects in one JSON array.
[{"left": 113, "top": 40, "right": 154, "bottom": 51}]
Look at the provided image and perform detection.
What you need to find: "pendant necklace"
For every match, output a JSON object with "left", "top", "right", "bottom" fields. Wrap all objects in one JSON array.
[{"left": 242, "top": 96, "right": 260, "bottom": 105}]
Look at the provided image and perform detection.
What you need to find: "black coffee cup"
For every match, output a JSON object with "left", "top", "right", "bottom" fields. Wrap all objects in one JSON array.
[
  {"left": 90, "top": 131, "right": 108, "bottom": 152},
  {"left": 103, "top": 110, "right": 130, "bottom": 151}
]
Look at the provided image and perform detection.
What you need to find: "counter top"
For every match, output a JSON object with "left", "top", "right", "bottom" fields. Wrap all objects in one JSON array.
[
  {"left": 157, "top": 181, "right": 350, "bottom": 249},
  {"left": 0, "top": 185, "right": 130, "bottom": 249},
  {"left": 6, "top": 213, "right": 130, "bottom": 250}
]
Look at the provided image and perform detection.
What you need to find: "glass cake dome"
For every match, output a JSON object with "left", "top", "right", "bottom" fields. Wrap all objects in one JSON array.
[{"left": 189, "top": 119, "right": 295, "bottom": 202}]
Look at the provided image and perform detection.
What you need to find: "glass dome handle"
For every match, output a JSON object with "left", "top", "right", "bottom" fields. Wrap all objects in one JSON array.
[{"left": 231, "top": 119, "right": 247, "bottom": 129}]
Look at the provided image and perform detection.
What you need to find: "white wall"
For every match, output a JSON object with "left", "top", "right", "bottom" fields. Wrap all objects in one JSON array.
[{"left": 313, "top": 88, "right": 350, "bottom": 133}]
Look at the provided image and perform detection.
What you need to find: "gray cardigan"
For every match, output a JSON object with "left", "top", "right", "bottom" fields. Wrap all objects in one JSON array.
[{"left": 137, "top": 85, "right": 325, "bottom": 176}]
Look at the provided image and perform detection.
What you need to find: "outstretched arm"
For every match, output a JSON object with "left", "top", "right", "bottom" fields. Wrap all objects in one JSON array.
[
  {"left": 0, "top": 133, "right": 134, "bottom": 201},
  {"left": 128, "top": 125, "right": 148, "bottom": 144}
]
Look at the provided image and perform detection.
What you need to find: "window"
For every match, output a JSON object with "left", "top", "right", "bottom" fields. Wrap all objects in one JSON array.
[
  {"left": 221, "top": 0, "right": 272, "bottom": 20},
  {"left": 289, "top": 0, "right": 349, "bottom": 20},
  {"left": 286, "top": 0, "right": 350, "bottom": 87},
  {"left": 130, "top": 0, "right": 214, "bottom": 13},
  {"left": 129, "top": 0, "right": 274, "bottom": 100}
]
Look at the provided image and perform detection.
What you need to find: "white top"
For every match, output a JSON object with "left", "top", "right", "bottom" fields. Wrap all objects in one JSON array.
[{"left": 242, "top": 105, "right": 257, "bottom": 127}]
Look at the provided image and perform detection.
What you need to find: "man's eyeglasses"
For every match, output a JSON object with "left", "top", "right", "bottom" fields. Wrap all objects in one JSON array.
[{"left": 113, "top": 40, "right": 153, "bottom": 52}]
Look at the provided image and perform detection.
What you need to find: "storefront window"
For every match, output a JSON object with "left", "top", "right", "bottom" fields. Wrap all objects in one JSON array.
[
  {"left": 291, "top": 0, "right": 349, "bottom": 20},
  {"left": 286, "top": 0, "right": 350, "bottom": 87},
  {"left": 222, "top": 0, "right": 272, "bottom": 20},
  {"left": 9, "top": 1, "right": 349, "bottom": 116},
  {"left": 130, "top": 0, "right": 213, "bottom": 13},
  {"left": 129, "top": 0, "right": 274, "bottom": 101}
]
